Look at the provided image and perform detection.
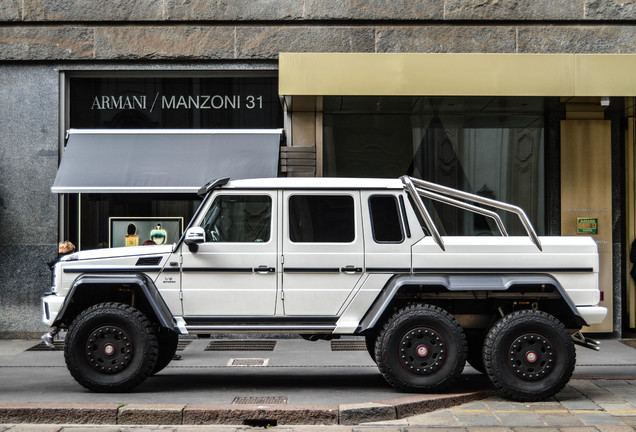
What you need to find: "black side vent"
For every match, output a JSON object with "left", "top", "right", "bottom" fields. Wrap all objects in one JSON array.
[{"left": 136, "top": 256, "right": 162, "bottom": 266}]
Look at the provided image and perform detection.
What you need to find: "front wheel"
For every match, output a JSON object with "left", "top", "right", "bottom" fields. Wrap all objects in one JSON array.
[
  {"left": 152, "top": 327, "right": 179, "bottom": 375},
  {"left": 376, "top": 304, "right": 467, "bottom": 392},
  {"left": 64, "top": 302, "right": 158, "bottom": 392},
  {"left": 483, "top": 310, "right": 575, "bottom": 401}
]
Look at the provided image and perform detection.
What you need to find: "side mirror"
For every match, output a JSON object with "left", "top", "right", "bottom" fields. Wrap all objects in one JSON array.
[{"left": 184, "top": 227, "right": 205, "bottom": 252}]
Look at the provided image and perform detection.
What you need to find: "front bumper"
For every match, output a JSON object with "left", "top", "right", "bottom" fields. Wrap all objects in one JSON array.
[{"left": 41, "top": 294, "right": 65, "bottom": 327}]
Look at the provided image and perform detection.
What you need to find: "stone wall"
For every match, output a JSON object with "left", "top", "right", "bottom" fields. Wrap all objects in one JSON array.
[
  {"left": 0, "top": 65, "right": 59, "bottom": 337},
  {"left": 1, "top": 0, "right": 635, "bottom": 61}
]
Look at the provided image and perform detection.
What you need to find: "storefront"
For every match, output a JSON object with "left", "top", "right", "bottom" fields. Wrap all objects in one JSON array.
[
  {"left": 54, "top": 74, "right": 284, "bottom": 250},
  {"left": 279, "top": 53, "right": 636, "bottom": 333}
]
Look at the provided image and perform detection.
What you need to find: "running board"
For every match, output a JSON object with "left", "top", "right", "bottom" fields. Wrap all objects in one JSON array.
[
  {"left": 572, "top": 330, "right": 601, "bottom": 351},
  {"left": 185, "top": 324, "right": 336, "bottom": 334}
]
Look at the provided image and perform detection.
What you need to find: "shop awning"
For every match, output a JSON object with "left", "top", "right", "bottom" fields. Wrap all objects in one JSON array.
[{"left": 52, "top": 129, "right": 282, "bottom": 194}]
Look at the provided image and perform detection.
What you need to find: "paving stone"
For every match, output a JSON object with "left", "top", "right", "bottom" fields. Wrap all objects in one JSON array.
[
  {"left": 5, "top": 426, "right": 63, "bottom": 432},
  {"left": 620, "top": 416, "right": 636, "bottom": 426},
  {"left": 554, "top": 428, "right": 597, "bottom": 432},
  {"left": 403, "top": 409, "right": 462, "bottom": 426},
  {"left": 576, "top": 411, "right": 628, "bottom": 426},
  {"left": 514, "top": 428, "right": 559, "bottom": 432},
  {"left": 596, "top": 426, "right": 636, "bottom": 432},
  {"left": 452, "top": 411, "right": 502, "bottom": 427},
  {"left": 462, "top": 427, "right": 513, "bottom": 432},
  {"left": 493, "top": 410, "right": 544, "bottom": 427},
  {"left": 597, "top": 403, "right": 636, "bottom": 414},
  {"left": 537, "top": 412, "right": 584, "bottom": 426},
  {"left": 58, "top": 427, "right": 120, "bottom": 432},
  {"left": 486, "top": 401, "right": 531, "bottom": 411}
]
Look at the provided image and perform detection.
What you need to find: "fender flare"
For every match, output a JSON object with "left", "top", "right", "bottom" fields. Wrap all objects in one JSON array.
[
  {"left": 53, "top": 273, "right": 176, "bottom": 331},
  {"left": 357, "top": 273, "right": 587, "bottom": 332}
]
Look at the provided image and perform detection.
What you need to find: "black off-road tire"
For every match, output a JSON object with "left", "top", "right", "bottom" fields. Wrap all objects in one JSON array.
[
  {"left": 64, "top": 302, "right": 158, "bottom": 392},
  {"left": 483, "top": 309, "right": 575, "bottom": 402},
  {"left": 152, "top": 327, "right": 179, "bottom": 375},
  {"left": 376, "top": 304, "right": 467, "bottom": 392},
  {"left": 465, "top": 330, "right": 486, "bottom": 374}
]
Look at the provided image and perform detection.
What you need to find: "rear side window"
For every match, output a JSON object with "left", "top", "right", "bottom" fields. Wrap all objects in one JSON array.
[
  {"left": 369, "top": 195, "right": 404, "bottom": 243},
  {"left": 289, "top": 195, "right": 354, "bottom": 242}
]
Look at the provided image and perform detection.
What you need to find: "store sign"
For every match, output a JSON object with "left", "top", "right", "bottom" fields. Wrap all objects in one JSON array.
[
  {"left": 90, "top": 94, "right": 265, "bottom": 112},
  {"left": 70, "top": 77, "right": 282, "bottom": 129}
]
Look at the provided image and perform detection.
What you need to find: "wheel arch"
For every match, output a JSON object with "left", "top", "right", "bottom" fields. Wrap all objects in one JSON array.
[
  {"left": 53, "top": 273, "right": 176, "bottom": 331},
  {"left": 357, "top": 273, "right": 587, "bottom": 333}
]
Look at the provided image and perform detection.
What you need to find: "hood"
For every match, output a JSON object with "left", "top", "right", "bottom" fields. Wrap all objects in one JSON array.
[{"left": 61, "top": 244, "right": 175, "bottom": 262}]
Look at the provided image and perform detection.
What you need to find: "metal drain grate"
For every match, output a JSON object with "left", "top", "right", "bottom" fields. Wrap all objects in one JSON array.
[
  {"left": 206, "top": 340, "right": 277, "bottom": 351},
  {"left": 27, "top": 341, "right": 64, "bottom": 351},
  {"left": 228, "top": 358, "right": 269, "bottom": 367},
  {"left": 232, "top": 396, "right": 288, "bottom": 404},
  {"left": 330, "top": 340, "right": 367, "bottom": 351},
  {"left": 177, "top": 340, "right": 192, "bottom": 351}
]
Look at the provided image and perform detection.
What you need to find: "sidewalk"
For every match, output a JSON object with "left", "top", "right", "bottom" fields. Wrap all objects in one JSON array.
[{"left": 0, "top": 337, "right": 634, "bottom": 429}]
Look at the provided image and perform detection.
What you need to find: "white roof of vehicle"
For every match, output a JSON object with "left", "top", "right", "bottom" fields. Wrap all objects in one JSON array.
[{"left": 222, "top": 177, "right": 405, "bottom": 190}]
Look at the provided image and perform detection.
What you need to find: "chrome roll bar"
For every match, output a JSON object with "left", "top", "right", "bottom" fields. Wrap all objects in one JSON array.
[{"left": 401, "top": 176, "right": 542, "bottom": 251}]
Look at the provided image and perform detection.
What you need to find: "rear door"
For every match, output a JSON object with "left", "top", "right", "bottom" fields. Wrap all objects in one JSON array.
[{"left": 281, "top": 191, "right": 364, "bottom": 316}]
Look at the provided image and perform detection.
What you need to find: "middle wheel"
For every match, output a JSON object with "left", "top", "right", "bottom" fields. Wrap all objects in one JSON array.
[{"left": 376, "top": 304, "right": 467, "bottom": 392}]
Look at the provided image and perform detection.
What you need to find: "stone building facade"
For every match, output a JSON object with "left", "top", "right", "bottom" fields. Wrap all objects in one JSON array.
[{"left": 1, "top": 0, "right": 635, "bottom": 337}]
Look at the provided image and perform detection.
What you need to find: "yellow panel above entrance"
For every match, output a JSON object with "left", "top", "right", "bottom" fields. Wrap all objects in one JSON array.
[{"left": 279, "top": 53, "right": 636, "bottom": 97}]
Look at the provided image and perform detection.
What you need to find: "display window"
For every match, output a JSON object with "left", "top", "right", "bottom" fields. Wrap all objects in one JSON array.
[
  {"left": 63, "top": 75, "right": 283, "bottom": 250},
  {"left": 323, "top": 96, "right": 551, "bottom": 235}
]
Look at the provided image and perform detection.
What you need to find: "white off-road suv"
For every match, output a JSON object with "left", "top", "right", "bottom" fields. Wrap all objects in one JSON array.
[{"left": 42, "top": 176, "right": 607, "bottom": 401}]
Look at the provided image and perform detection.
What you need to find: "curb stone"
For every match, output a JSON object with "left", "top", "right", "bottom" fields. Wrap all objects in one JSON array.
[{"left": 0, "top": 390, "right": 491, "bottom": 426}]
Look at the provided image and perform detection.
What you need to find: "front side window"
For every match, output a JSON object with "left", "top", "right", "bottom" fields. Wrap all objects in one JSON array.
[
  {"left": 289, "top": 195, "right": 354, "bottom": 242},
  {"left": 201, "top": 195, "right": 271, "bottom": 242},
  {"left": 369, "top": 195, "right": 404, "bottom": 243}
]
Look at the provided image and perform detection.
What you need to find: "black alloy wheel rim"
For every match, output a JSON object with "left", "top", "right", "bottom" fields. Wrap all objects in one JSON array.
[
  {"left": 507, "top": 332, "right": 554, "bottom": 381},
  {"left": 85, "top": 325, "right": 133, "bottom": 374},
  {"left": 399, "top": 327, "right": 446, "bottom": 375}
]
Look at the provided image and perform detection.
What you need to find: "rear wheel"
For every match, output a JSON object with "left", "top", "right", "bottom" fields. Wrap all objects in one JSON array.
[
  {"left": 376, "top": 304, "right": 467, "bottom": 392},
  {"left": 64, "top": 302, "right": 158, "bottom": 392},
  {"left": 483, "top": 310, "right": 575, "bottom": 401}
]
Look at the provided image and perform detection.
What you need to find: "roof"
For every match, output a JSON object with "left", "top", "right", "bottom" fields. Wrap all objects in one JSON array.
[{"left": 221, "top": 177, "right": 405, "bottom": 190}]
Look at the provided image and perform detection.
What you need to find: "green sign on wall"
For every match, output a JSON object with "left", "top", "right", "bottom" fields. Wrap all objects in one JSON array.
[{"left": 577, "top": 218, "right": 598, "bottom": 234}]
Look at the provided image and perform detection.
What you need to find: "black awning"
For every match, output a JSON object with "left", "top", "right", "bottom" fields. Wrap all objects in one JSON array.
[{"left": 51, "top": 129, "right": 282, "bottom": 193}]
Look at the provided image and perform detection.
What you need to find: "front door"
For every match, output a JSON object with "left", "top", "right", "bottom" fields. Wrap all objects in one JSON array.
[
  {"left": 281, "top": 191, "right": 364, "bottom": 316},
  {"left": 180, "top": 191, "right": 278, "bottom": 316}
]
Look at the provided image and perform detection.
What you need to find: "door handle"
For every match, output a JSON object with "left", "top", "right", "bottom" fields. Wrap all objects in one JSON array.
[
  {"left": 340, "top": 266, "right": 363, "bottom": 274},
  {"left": 254, "top": 265, "right": 275, "bottom": 274}
]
